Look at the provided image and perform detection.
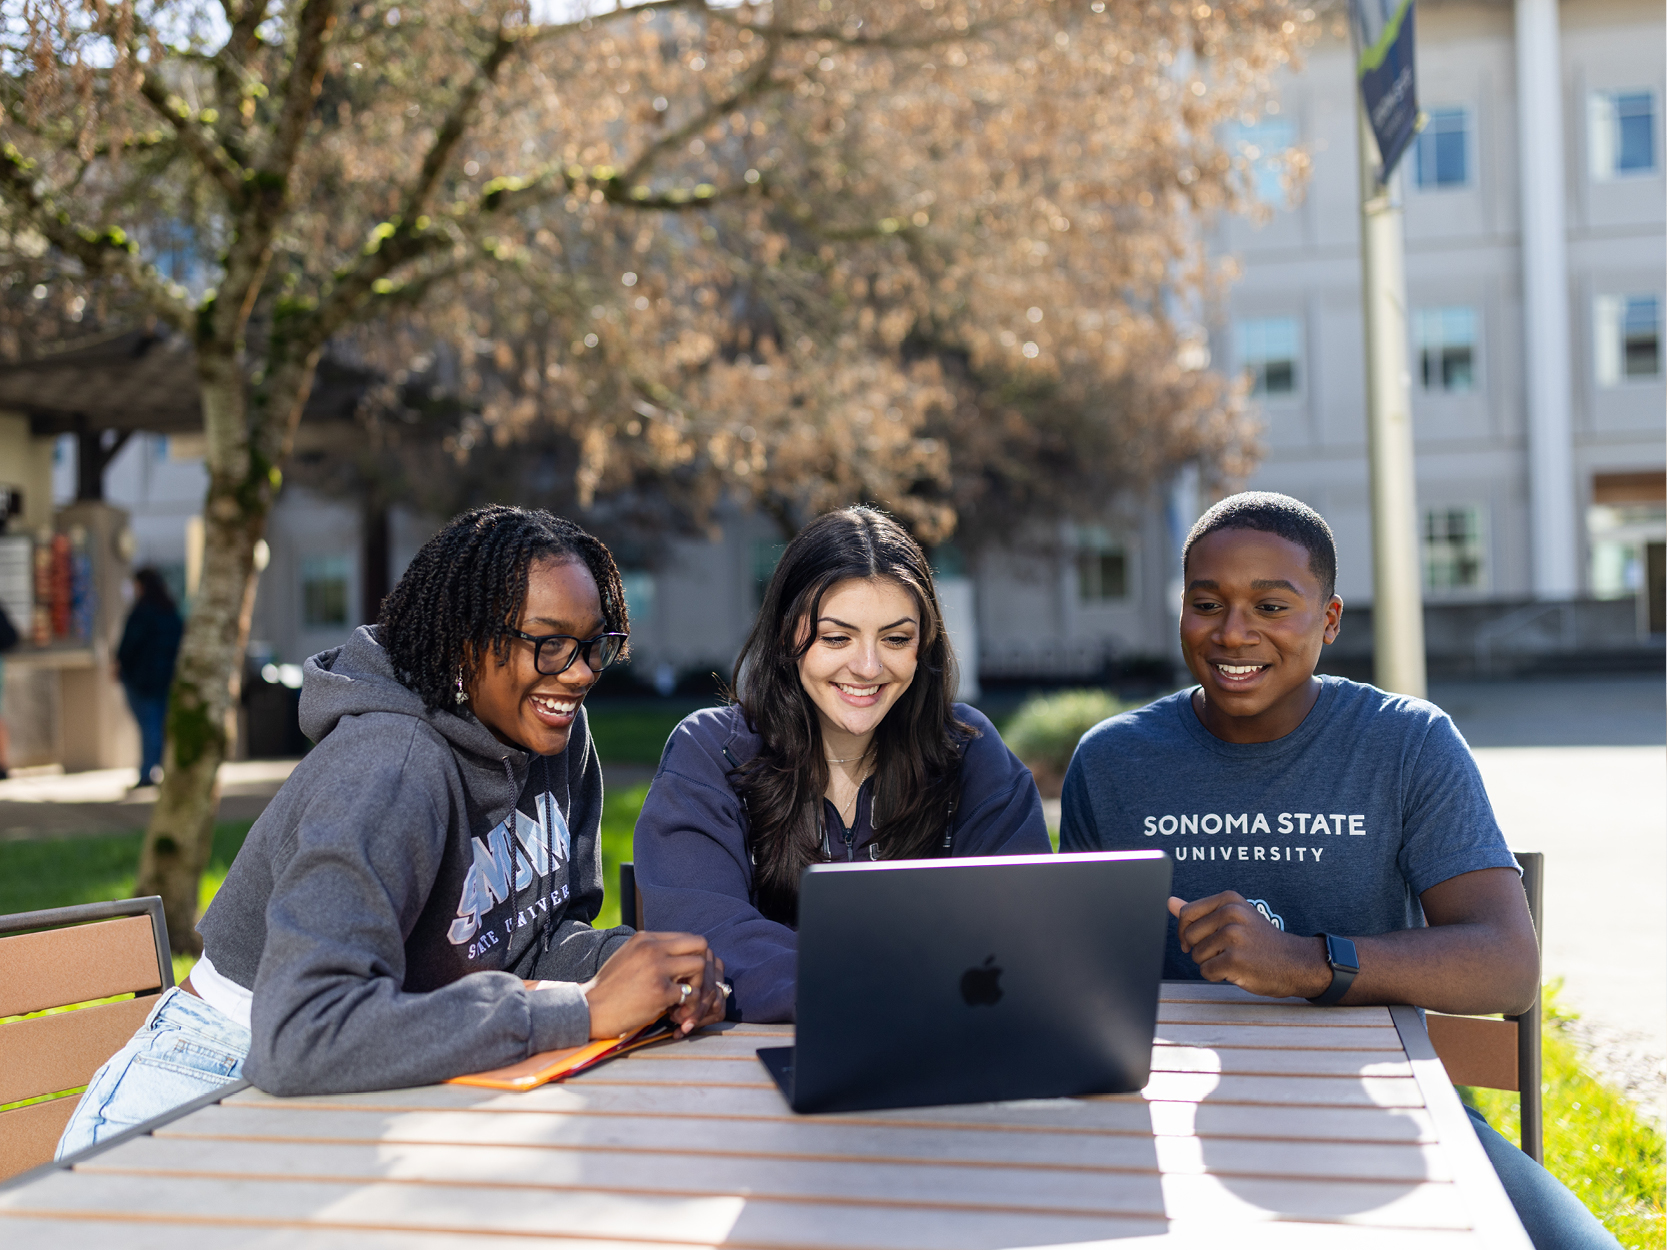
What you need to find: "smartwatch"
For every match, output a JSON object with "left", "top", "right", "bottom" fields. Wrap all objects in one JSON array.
[{"left": 1307, "top": 933, "right": 1360, "bottom": 1006}]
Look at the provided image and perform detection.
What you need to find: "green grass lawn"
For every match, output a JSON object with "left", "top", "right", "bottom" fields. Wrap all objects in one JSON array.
[
  {"left": 595, "top": 780, "right": 649, "bottom": 929},
  {"left": 585, "top": 700, "right": 713, "bottom": 765},
  {"left": 0, "top": 782, "right": 655, "bottom": 969},
  {"left": 0, "top": 820, "right": 255, "bottom": 986},
  {"left": 1460, "top": 987, "right": 1666, "bottom": 1249}
]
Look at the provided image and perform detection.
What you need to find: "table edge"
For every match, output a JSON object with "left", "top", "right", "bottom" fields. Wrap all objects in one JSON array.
[
  {"left": 1389, "top": 1004, "right": 1532, "bottom": 1250},
  {"left": 0, "top": 1079, "right": 252, "bottom": 1197}
]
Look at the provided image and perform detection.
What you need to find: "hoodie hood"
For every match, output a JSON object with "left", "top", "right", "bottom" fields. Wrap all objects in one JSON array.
[{"left": 300, "top": 624, "right": 522, "bottom": 767}]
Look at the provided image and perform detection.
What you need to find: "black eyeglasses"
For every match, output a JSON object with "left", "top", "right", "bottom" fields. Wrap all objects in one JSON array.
[{"left": 505, "top": 629, "right": 628, "bottom": 676}]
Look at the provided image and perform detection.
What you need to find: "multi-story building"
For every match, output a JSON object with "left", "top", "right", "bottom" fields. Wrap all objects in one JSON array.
[
  {"left": 1214, "top": 0, "right": 1663, "bottom": 639},
  {"left": 967, "top": 0, "right": 1664, "bottom": 680}
]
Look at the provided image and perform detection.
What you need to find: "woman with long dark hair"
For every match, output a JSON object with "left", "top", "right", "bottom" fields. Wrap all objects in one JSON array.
[
  {"left": 60, "top": 506, "right": 724, "bottom": 1155},
  {"left": 633, "top": 506, "right": 1051, "bottom": 1021}
]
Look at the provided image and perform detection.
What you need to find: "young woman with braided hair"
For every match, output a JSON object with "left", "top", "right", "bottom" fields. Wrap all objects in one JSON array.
[
  {"left": 633, "top": 506, "right": 1051, "bottom": 1022},
  {"left": 59, "top": 506, "right": 723, "bottom": 1155}
]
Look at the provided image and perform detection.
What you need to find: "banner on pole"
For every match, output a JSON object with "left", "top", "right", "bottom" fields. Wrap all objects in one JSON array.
[{"left": 1352, "top": 0, "right": 1420, "bottom": 181}]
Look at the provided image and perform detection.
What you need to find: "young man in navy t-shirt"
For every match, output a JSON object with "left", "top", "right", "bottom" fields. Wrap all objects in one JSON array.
[{"left": 1061, "top": 491, "right": 1618, "bottom": 1250}]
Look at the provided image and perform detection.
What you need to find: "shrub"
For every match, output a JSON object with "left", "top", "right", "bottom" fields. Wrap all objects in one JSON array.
[{"left": 1002, "top": 689, "right": 1127, "bottom": 796}]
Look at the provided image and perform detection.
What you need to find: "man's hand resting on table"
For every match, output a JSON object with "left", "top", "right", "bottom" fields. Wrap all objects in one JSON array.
[
  {"left": 1169, "top": 868, "right": 1539, "bottom": 1015},
  {"left": 1169, "top": 892, "right": 1330, "bottom": 1000}
]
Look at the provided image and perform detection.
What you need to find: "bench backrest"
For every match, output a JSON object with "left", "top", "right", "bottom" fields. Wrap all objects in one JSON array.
[{"left": 0, "top": 898, "right": 174, "bottom": 1181}]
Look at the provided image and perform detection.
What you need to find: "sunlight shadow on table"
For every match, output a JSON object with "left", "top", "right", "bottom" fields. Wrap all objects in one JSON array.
[
  {"left": 716, "top": 1093, "right": 1169, "bottom": 1249},
  {"left": 1189, "top": 1049, "right": 1442, "bottom": 1230}
]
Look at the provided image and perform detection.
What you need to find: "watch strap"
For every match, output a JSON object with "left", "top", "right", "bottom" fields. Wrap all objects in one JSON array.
[{"left": 1307, "top": 933, "right": 1360, "bottom": 1006}]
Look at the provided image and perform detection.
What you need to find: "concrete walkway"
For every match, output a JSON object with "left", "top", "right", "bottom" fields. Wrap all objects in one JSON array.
[
  {"left": 0, "top": 760, "right": 300, "bottom": 841},
  {"left": 1432, "top": 677, "right": 1665, "bottom": 1122},
  {"left": 1471, "top": 745, "right": 1665, "bottom": 1123}
]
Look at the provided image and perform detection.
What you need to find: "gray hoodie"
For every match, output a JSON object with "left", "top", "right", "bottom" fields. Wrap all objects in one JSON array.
[{"left": 198, "top": 625, "right": 631, "bottom": 1095}]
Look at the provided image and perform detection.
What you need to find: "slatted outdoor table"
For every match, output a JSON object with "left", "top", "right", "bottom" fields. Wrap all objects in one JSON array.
[{"left": 0, "top": 981, "right": 1530, "bottom": 1249}]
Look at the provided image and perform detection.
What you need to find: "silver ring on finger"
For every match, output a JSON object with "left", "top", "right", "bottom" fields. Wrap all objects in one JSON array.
[{"left": 678, "top": 982, "right": 693, "bottom": 1004}]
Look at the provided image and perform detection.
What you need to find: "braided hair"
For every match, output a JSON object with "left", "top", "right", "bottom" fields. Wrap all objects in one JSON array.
[{"left": 380, "top": 505, "right": 630, "bottom": 712}]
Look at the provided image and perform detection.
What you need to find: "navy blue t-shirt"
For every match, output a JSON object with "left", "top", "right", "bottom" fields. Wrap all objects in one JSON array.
[{"left": 1060, "top": 676, "right": 1518, "bottom": 981}]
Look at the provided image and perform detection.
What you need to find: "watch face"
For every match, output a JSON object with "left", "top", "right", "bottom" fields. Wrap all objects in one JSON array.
[{"left": 1327, "top": 935, "right": 1360, "bottom": 973}]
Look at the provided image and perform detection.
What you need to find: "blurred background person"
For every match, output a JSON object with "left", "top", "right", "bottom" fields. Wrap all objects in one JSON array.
[
  {"left": 116, "top": 568, "right": 183, "bottom": 790},
  {"left": 0, "top": 598, "right": 16, "bottom": 780}
]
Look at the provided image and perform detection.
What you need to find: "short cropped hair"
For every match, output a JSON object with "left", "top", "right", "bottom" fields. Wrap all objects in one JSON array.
[{"left": 1182, "top": 491, "right": 1338, "bottom": 599}]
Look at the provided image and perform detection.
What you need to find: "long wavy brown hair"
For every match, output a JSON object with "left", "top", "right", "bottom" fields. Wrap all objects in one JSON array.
[{"left": 730, "top": 506, "right": 975, "bottom": 925}]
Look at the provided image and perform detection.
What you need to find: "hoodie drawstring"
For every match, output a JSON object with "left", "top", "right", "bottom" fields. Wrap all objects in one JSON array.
[
  {"left": 503, "top": 755, "right": 563, "bottom": 969},
  {"left": 538, "top": 755, "right": 556, "bottom": 956},
  {"left": 501, "top": 757, "right": 522, "bottom": 955}
]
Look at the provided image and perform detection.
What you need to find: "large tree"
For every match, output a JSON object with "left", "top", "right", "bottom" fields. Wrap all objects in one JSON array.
[{"left": 3, "top": 0, "right": 1309, "bottom": 950}]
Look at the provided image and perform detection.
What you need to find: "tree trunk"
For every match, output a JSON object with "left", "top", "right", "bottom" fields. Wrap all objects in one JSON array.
[{"left": 136, "top": 354, "right": 274, "bottom": 955}]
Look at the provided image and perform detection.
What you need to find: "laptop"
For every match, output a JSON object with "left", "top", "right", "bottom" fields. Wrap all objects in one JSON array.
[{"left": 757, "top": 849, "right": 1171, "bottom": 1114}]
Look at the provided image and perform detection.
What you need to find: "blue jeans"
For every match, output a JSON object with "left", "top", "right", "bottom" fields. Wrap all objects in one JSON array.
[
  {"left": 124, "top": 684, "right": 168, "bottom": 784},
  {"left": 1467, "top": 1103, "right": 1622, "bottom": 1249},
  {"left": 56, "top": 987, "right": 249, "bottom": 1159}
]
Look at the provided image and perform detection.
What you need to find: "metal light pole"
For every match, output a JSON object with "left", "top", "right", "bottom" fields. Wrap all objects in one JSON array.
[{"left": 1355, "top": 102, "right": 1427, "bottom": 699}]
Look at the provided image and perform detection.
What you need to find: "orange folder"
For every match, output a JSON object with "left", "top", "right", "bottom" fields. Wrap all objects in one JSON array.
[{"left": 447, "top": 1022, "right": 676, "bottom": 1091}]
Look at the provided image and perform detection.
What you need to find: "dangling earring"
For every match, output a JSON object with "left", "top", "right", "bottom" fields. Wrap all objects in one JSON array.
[{"left": 454, "top": 669, "right": 469, "bottom": 704}]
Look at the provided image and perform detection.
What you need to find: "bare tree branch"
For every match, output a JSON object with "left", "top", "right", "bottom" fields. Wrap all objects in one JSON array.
[
  {"left": 760, "top": 177, "right": 922, "bottom": 243},
  {"left": 212, "top": 0, "right": 273, "bottom": 166},
  {"left": 618, "top": 37, "right": 780, "bottom": 186},
  {"left": 396, "top": 26, "right": 518, "bottom": 227},
  {"left": 136, "top": 76, "right": 248, "bottom": 199},
  {"left": 283, "top": 19, "right": 523, "bottom": 367},
  {"left": 219, "top": 0, "right": 273, "bottom": 81},
  {"left": 260, "top": 0, "right": 337, "bottom": 183},
  {"left": 207, "top": 0, "right": 338, "bottom": 340},
  {"left": 0, "top": 143, "right": 194, "bottom": 331}
]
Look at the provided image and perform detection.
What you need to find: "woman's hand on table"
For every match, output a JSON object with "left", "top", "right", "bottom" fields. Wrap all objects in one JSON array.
[
  {"left": 575, "top": 930, "right": 727, "bottom": 1039},
  {"left": 666, "top": 945, "right": 727, "bottom": 1035}
]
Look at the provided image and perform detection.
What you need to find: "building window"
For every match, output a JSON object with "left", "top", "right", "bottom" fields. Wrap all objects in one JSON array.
[
  {"left": 1234, "top": 317, "right": 1302, "bottom": 396},
  {"left": 1076, "top": 527, "right": 1129, "bottom": 603},
  {"left": 1229, "top": 119, "right": 1299, "bottom": 208},
  {"left": 1414, "top": 307, "right": 1478, "bottom": 393},
  {"left": 301, "top": 555, "right": 351, "bottom": 628},
  {"left": 1594, "top": 295, "right": 1662, "bottom": 384},
  {"left": 1423, "top": 506, "right": 1486, "bottom": 592},
  {"left": 1415, "top": 108, "right": 1470, "bottom": 189},
  {"left": 1589, "top": 91, "right": 1657, "bottom": 179}
]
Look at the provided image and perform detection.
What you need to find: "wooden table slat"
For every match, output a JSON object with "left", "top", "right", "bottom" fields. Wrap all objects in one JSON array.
[
  {"left": 1158, "top": 1001, "right": 1393, "bottom": 1026},
  {"left": 200, "top": 1088, "right": 1445, "bottom": 1144},
  {"left": 1154, "top": 1021, "right": 1406, "bottom": 1049},
  {"left": 132, "top": 1107, "right": 1453, "bottom": 1181},
  {"left": 1, "top": 1165, "right": 1481, "bottom": 1237},
  {"left": 1147, "top": 1045, "right": 1414, "bottom": 1077}
]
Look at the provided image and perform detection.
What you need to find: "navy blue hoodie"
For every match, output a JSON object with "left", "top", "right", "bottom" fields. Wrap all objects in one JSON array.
[{"left": 633, "top": 703, "right": 1051, "bottom": 1022}]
